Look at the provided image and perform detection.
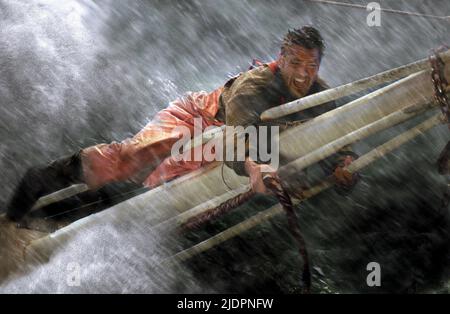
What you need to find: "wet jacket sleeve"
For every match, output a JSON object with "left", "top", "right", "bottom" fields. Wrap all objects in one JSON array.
[{"left": 223, "top": 82, "right": 269, "bottom": 177}]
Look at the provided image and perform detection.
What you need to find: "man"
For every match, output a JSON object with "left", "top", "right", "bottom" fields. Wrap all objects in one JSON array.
[{"left": 5, "top": 26, "right": 358, "bottom": 222}]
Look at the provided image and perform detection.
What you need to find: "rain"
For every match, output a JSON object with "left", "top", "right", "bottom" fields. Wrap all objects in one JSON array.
[{"left": 0, "top": 0, "right": 449, "bottom": 293}]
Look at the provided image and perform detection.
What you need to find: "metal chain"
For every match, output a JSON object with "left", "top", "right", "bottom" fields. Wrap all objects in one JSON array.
[{"left": 429, "top": 49, "right": 450, "bottom": 122}]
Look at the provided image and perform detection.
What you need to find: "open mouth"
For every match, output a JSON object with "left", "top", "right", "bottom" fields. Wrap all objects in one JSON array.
[{"left": 293, "top": 77, "right": 307, "bottom": 90}]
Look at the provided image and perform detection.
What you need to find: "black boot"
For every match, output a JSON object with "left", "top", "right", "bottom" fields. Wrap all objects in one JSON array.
[{"left": 6, "top": 151, "right": 84, "bottom": 222}]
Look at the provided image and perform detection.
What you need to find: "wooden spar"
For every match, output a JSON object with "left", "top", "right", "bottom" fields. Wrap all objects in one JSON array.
[
  {"left": 184, "top": 125, "right": 225, "bottom": 151},
  {"left": 151, "top": 185, "right": 250, "bottom": 234},
  {"left": 278, "top": 102, "right": 434, "bottom": 178},
  {"left": 30, "top": 184, "right": 89, "bottom": 212},
  {"left": 278, "top": 69, "right": 448, "bottom": 164},
  {"left": 260, "top": 49, "right": 450, "bottom": 121},
  {"left": 164, "top": 113, "right": 444, "bottom": 265}
]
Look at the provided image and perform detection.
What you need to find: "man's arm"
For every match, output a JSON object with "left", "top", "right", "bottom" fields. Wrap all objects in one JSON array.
[
  {"left": 222, "top": 72, "right": 272, "bottom": 176},
  {"left": 222, "top": 73, "right": 279, "bottom": 195},
  {"left": 312, "top": 98, "right": 360, "bottom": 193},
  {"left": 294, "top": 79, "right": 360, "bottom": 193}
]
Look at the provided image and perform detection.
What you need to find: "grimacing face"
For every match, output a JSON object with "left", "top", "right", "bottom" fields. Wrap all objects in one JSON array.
[{"left": 278, "top": 45, "right": 321, "bottom": 98}]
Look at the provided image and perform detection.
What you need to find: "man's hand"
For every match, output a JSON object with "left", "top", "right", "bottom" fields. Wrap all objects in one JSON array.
[
  {"left": 245, "top": 157, "right": 277, "bottom": 195},
  {"left": 333, "top": 155, "right": 359, "bottom": 194}
]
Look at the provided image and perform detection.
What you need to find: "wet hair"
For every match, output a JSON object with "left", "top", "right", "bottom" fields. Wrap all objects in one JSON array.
[{"left": 281, "top": 26, "right": 325, "bottom": 60}]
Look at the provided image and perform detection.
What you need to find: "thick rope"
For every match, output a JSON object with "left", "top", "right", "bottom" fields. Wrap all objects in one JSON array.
[
  {"left": 181, "top": 189, "right": 255, "bottom": 232},
  {"left": 181, "top": 173, "right": 311, "bottom": 293},
  {"left": 429, "top": 47, "right": 450, "bottom": 122},
  {"left": 262, "top": 175, "right": 311, "bottom": 293}
]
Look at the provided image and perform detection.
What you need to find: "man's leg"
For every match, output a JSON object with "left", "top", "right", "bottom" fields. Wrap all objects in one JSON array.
[
  {"left": 82, "top": 89, "right": 224, "bottom": 189},
  {"left": 6, "top": 89, "right": 223, "bottom": 221},
  {"left": 6, "top": 120, "right": 183, "bottom": 222},
  {"left": 142, "top": 90, "right": 224, "bottom": 187}
]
